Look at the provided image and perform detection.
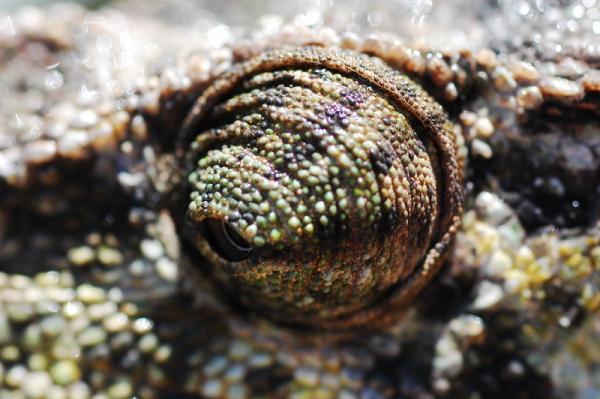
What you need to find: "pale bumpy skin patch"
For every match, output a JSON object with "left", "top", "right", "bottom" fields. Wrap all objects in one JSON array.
[{"left": 184, "top": 46, "right": 464, "bottom": 330}]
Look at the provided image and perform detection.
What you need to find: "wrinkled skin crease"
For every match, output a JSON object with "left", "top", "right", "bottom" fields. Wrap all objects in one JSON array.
[{"left": 0, "top": 1, "right": 600, "bottom": 398}]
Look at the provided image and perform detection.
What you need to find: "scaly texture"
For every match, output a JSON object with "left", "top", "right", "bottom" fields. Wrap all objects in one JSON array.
[
  {"left": 184, "top": 46, "right": 463, "bottom": 330},
  {"left": 0, "top": 1, "right": 600, "bottom": 398}
]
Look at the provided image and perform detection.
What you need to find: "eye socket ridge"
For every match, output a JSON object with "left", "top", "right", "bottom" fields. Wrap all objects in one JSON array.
[{"left": 202, "top": 218, "right": 253, "bottom": 262}]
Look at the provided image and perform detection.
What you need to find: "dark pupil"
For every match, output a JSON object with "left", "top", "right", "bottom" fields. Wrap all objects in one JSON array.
[{"left": 202, "top": 218, "right": 252, "bottom": 262}]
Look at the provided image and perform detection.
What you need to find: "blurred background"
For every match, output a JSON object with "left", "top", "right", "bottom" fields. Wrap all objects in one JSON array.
[
  {"left": 0, "top": 0, "right": 487, "bottom": 51},
  {"left": 1, "top": 0, "right": 112, "bottom": 10}
]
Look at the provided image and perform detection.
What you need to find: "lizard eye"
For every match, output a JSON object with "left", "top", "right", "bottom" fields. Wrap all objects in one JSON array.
[
  {"left": 202, "top": 218, "right": 252, "bottom": 262},
  {"left": 183, "top": 46, "right": 464, "bottom": 331}
]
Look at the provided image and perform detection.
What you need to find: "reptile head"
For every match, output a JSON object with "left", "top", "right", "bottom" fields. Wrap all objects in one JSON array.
[{"left": 182, "top": 47, "right": 464, "bottom": 331}]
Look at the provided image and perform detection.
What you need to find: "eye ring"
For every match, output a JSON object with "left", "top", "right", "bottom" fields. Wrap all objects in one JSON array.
[{"left": 202, "top": 218, "right": 253, "bottom": 262}]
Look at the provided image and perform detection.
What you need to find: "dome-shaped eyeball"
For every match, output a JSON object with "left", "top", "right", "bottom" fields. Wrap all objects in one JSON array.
[
  {"left": 183, "top": 46, "right": 464, "bottom": 331},
  {"left": 201, "top": 218, "right": 253, "bottom": 262}
]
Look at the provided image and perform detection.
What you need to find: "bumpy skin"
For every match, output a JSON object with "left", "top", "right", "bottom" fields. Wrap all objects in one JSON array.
[
  {"left": 184, "top": 46, "right": 463, "bottom": 330},
  {"left": 1, "top": 1, "right": 600, "bottom": 399}
]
